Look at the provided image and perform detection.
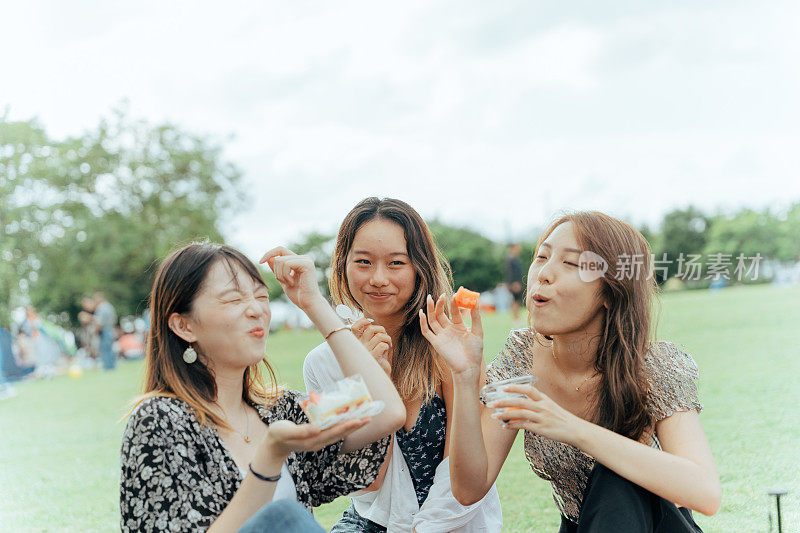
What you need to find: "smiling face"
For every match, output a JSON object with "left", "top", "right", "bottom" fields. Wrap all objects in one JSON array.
[
  {"left": 345, "top": 218, "right": 417, "bottom": 323},
  {"left": 179, "top": 259, "right": 271, "bottom": 372},
  {"left": 527, "top": 222, "right": 607, "bottom": 337}
]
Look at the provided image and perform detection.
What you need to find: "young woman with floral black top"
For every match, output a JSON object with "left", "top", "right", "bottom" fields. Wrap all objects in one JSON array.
[{"left": 120, "top": 243, "right": 405, "bottom": 532}]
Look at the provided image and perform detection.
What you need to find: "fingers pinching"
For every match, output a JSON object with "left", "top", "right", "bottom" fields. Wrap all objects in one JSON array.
[
  {"left": 259, "top": 246, "right": 295, "bottom": 266},
  {"left": 350, "top": 318, "right": 370, "bottom": 338}
]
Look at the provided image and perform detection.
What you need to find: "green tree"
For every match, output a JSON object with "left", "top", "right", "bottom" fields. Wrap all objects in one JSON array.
[
  {"left": 1, "top": 107, "right": 244, "bottom": 325},
  {"left": 703, "top": 208, "right": 781, "bottom": 259},
  {"left": 655, "top": 206, "right": 711, "bottom": 280},
  {"left": 428, "top": 221, "right": 504, "bottom": 292},
  {"left": 774, "top": 202, "right": 800, "bottom": 262},
  {"left": 289, "top": 232, "right": 335, "bottom": 299}
]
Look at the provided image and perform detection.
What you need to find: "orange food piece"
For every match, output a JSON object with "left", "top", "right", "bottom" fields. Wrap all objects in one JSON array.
[
  {"left": 301, "top": 390, "right": 322, "bottom": 411},
  {"left": 453, "top": 286, "right": 480, "bottom": 310}
]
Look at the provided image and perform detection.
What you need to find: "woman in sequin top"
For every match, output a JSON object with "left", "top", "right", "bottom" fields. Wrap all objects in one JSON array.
[{"left": 420, "top": 211, "right": 721, "bottom": 531}]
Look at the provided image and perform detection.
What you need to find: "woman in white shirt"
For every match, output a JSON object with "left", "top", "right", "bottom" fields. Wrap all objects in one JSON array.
[{"left": 304, "top": 197, "right": 501, "bottom": 532}]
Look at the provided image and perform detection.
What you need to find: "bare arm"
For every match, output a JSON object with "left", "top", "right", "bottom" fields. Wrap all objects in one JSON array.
[
  {"left": 448, "top": 367, "right": 517, "bottom": 505},
  {"left": 492, "top": 385, "right": 721, "bottom": 516},
  {"left": 261, "top": 247, "right": 405, "bottom": 454},
  {"left": 574, "top": 410, "right": 720, "bottom": 515},
  {"left": 419, "top": 294, "right": 517, "bottom": 505}
]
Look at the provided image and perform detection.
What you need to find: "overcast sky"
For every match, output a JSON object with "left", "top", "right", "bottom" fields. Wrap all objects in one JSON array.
[{"left": 3, "top": 0, "right": 799, "bottom": 259}]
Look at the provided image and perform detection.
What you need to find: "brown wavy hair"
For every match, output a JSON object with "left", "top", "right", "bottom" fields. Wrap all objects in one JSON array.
[
  {"left": 128, "top": 242, "right": 279, "bottom": 429},
  {"left": 330, "top": 197, "right": 453, "bottom": 402},
  {"left": 533, "top": 212, "right": 657, "bottom": 441}
]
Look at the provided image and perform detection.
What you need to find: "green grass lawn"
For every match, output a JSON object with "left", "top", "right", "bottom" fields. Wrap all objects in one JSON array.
[{"left": 1, "top": 284, "right": 798, "bottom": 532}]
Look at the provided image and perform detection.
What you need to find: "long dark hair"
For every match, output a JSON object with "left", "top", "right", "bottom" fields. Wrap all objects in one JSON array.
[
  {"left": 330, "top": 197, "right": 453, "bottom": 402},
  {"left": 130, "top": 242, "right": 278, "bottom": 428},
  {"left": 534, "top": 212, "right": 656, "bottom": 441}
]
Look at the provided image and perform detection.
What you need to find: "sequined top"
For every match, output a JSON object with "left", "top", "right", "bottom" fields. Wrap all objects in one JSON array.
[{"left": 486, "top": 328, "right": 703, "bottom": 522}]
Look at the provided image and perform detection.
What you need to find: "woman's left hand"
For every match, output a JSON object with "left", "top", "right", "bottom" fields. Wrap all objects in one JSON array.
[
  {"left": 260, "top": 247, "right": 323, "bottom": 310},
  {"left": 487, "top": 384, "right": 585, "bottom": 447}
]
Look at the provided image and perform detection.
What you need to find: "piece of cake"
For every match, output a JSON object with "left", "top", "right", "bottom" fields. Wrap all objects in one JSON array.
[
  {"left": 301, "top": 375, "right": 377, "bottom": 428},
  {"left": 453, "top": 286, "right": 480, "bottom": 310}
]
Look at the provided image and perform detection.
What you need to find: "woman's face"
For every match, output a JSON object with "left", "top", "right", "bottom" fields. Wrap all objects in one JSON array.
[
  {"left": 183, "top": 260, "right": 271, "bottom": 371},
  {"left": 345, "top": 218, "right": 417, "bottom": 323},
  {"left": 527, "top": 222, "right": 606, "bottom": 337}
]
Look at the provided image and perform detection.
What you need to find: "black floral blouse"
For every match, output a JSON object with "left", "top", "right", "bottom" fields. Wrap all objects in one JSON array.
[
  {"left": 395, "top": 393, "right": 447, "bottom": 506},
  {"left": 120, "top": 390, "right": 390, "bottom": 532}
]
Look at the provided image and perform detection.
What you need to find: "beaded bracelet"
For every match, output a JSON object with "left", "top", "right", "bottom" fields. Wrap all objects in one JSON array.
[{"left": 248, "top": 463, "right": 282, "bottom": 483}]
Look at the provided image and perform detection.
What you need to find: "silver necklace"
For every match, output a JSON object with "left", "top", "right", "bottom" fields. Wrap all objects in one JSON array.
[{"left": 551, "top": 347, "right": 598, "bottom": 392}]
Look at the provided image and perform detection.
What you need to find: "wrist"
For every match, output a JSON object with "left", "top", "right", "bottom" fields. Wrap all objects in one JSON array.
[
  {"left": 570, "top": 416, "right": 594, "bottom": 450},
  {"left": 301, "top": 295, "right": 331, "bottom": 316},
  {"left": 260, "top": 431, "right": 291, "bottom": 464},
  {"left": 451, "top": 366, "right": 481, "bottom": 386}
]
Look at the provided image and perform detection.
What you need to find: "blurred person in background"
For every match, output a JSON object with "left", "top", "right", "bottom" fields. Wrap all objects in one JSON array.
[
  {"left": 94, "top": 292, "right": 117, "bottom": 371},
  {"left": 504, "top": 243, "right": 525, "bottom": 324},
  {"left": 77, "top": 295, "right": 99, "bottom": 366}
]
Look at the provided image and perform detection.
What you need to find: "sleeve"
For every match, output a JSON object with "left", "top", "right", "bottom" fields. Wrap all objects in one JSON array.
[
  {"left": 282, "top": 392, "right": 392, "bottom": 507},
  {"left": 485, "top": 328, "right": 537, "bottom": 384},
  {"left": 645, "top": 342, "right": 703, "bottom": 421},
  {"left": 303, "top": 342, "right": 345, "bottom": 393},
  {"left": 413, "top": 457, "right": 503, "bottom": 532},
  {"left": 119, "top": 399, "right": 215, "bottom": 532}
]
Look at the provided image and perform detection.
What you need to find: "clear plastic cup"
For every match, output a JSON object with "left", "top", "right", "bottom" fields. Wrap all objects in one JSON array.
[{"left": 480, "top": 375, "right": 537, "bottom": 421}]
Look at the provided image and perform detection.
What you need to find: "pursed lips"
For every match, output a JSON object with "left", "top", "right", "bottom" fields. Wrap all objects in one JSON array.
[
  {"left": 531, "top": 291, "right": 553, "bottom": 307},
  {"left": 247, "top": 327, "right": 265, "bottom": 338}
]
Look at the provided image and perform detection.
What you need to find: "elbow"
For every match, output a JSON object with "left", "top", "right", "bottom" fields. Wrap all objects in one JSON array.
[
  {"left": 452, "top": 484, "right": 483, "bottom": 507},
  {"left": 700, "top": 488, "right": 722, "bottom": 517},
  {"left": 387, "top": 404, "right": 406, "bottom": 433},
  {"left": 694, "top": 481, "right": 722, "bottom": 516}
]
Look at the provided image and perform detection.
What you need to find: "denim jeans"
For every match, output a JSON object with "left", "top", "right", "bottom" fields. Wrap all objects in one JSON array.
[
  {"left": 99, "top": 327, "right": 116, "bottom": 370},
  {"left": 238, "top": 500, "right": 325, "bottom": 533}
]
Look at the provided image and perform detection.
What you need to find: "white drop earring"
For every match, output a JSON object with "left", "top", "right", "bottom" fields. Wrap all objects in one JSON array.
[{"left": 183, "top": 346, "right": 198, "bottom": 364}]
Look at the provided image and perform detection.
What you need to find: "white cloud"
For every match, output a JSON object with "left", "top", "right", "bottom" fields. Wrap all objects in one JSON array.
[{"left": 2, "top": 1, "right": 798, "bottom": 261}]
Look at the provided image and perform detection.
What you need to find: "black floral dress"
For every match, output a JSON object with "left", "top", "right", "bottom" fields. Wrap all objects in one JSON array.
[{"left": 119, "top": 390, "right": 390, "bottom": 532}]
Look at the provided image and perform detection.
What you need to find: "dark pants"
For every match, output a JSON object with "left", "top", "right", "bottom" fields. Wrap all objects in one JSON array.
[
  {"left": 559, "top": 463, "right": 703, "bottom": 533},
  {"left": 99, "top": 327, "right": 116, "bottom": 370},
  {"left": 238, "top": 499, "right": 325, "bottom": 533}
]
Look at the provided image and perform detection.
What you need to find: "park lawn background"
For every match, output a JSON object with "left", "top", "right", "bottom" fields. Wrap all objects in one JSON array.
[{"left": 1, "top": 284, "right": 798, "bottom": 532}]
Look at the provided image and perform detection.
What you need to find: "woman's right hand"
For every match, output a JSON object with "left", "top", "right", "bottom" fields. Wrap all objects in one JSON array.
[
  {"left": 259, "top": 247, "right": 323, "bottom": 311},
  {"left": 419, "top": 294, "right": 484, "bottom": 377},
  {"left": 261, "top": 418, "right": 370, "bottom": 459},
  {"left": 350, "top": 318, "right": 392, "bottom": 375}
]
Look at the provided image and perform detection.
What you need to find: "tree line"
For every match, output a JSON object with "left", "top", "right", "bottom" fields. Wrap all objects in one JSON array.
[{"left": 3, "top": 110, "right": 798, "bottom": 327}]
